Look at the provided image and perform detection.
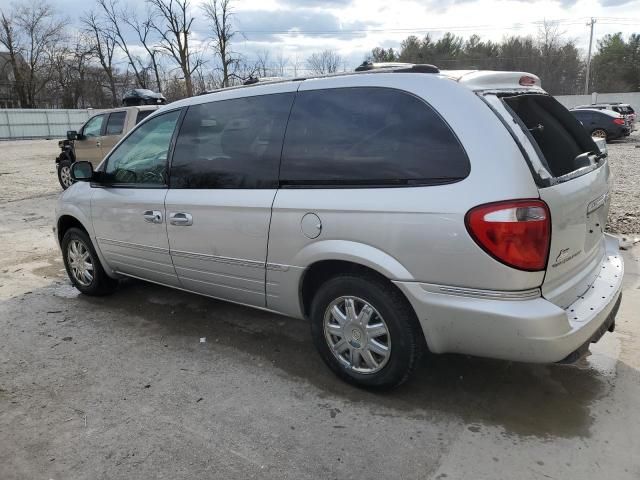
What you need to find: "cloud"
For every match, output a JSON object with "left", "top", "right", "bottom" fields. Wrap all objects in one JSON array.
[
  {"left": 233, "top": 9, "right": 379, "bottom": 42},
  {"left": 598, "top": 0, "right": 638, "bottom": 5},
  {"left": 276, "top": 0, "right": 354, "bottom": 6}
]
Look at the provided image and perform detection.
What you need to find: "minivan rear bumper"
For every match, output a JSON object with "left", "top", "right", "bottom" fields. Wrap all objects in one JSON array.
[{"left": 394, "top": 234, "right": 624, "bottom": 363}]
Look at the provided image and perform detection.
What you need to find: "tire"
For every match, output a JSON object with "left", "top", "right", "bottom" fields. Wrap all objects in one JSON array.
[
  {"left": 310, "top": 274, "right": 423, "bottom": 390},
  {"left": 591, "top": 129, "right": 608, "bottom": 142},
  {"left": 61, "top": 227, "right": 117, "bottom": 296},
  {"left": 57, "top": 157, "right": 74, "bottom": 190}
]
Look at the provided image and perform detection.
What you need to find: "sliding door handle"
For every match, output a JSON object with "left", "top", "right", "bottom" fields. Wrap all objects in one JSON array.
[{"left": 169, "top": 212, "right": 193, "bottom": 226}]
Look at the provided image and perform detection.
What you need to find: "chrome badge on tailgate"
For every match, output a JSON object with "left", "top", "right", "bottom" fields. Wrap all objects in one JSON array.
[{"left": 587, "top": 192, "right": 608, "bottom": 215}]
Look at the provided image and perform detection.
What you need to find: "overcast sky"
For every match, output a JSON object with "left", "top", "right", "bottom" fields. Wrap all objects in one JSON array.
[{"left": 6, "top": 0, "right": 640, "bottom": 71}]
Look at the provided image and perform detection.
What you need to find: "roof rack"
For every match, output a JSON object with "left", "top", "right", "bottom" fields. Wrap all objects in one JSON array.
[
  {"left": 355, "top": 61, "right": 439, "bottom": 74},
  {"left": 242, "top": 76, "right": 286, "bottom": 86},
  {"left": 199, "top": 63, "right": 442, "bottom": 96}
]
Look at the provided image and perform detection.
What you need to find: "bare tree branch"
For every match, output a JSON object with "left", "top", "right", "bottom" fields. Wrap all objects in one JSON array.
[
  {"left": 306, "top": 49, "right": 342, "bottom": 75},
  {"left": 201, "top": 0, "right": 238, "bottom": 88},
  {"left": 147, "top": 0, "right": 201, "bottom": 97}
]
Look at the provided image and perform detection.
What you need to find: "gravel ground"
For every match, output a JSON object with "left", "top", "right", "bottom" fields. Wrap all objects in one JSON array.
[
  {"left": 0, "top": 139, "right": 60, "bottom": 203},
  {"left": 606, "top": 131, "right": 640, "bottom": 234}
]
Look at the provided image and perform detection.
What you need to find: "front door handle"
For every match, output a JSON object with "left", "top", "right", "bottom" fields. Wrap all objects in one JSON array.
[
  {"left": 169, "top": 212, "right": 193, "bottom": 226},
  {"left": 96, "top": 141, "right": 101, "bottom": 148},
  {"left": 143, "top": 210, "right": 163, "bottom": 224}
]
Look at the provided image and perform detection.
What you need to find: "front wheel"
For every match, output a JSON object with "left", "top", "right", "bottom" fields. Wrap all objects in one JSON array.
[
  {"left": 61, "top": 227, "right": 117, "bottom": 296},
  {"left": 310, "top": 274, "right": 423, "bottom": 390},
  {"left": 57, "top": 157, "right": 74, "bottom": 190}
]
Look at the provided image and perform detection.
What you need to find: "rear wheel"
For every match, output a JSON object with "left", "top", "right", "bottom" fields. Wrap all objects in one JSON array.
[
  {"left": 57, "top": 157, "right": 74, "bottom": 190},
  {"left": 591, "top": 128, "right": 608, "bottom": 141},
  {"left": 310, "top": 274, "right": 423, "bottom": 390},
  {"left": 61, "top": 227, "right": 117, "bottom": 296}
]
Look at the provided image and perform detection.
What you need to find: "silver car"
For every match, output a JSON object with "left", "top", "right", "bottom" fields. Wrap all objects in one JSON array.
[{"left": 55, "top": 66, "right": 624, "bottom": 389}]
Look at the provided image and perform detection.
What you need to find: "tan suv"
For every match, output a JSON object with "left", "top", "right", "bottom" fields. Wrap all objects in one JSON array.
[{"left": 56, "top": 106, "right": 159, "bottom": 189}]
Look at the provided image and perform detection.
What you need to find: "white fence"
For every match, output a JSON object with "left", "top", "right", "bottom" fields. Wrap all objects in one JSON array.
[
  {"left": 554, "top": 92, "right": 640, "bottom": 112},
  {"left": 0, "top": 109, "right": 97, "bottom": 140}
]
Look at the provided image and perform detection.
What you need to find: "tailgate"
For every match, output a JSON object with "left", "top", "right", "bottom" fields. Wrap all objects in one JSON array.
[
  {"left": 539, "top": 164, "right": 610, "bottom": 307},
  {"left": 494, "top": 92, "right": 611, "bottom": 308}
]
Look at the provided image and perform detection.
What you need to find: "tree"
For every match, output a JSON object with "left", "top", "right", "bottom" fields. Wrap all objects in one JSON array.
[
  {"left": 0, "top": 9, "right": 28, "bottom": 107},
  {"left": 49, "top": 33, "right": 93, "bottom": 108},
  {"left": 306, "top": 49, "right": 342, "bottom": 75},
  {"left": 96, "top": 0, "right": 148, "bottom": 90},
  {"left": 82, "top": 11, "right": 119, "bottom": 106},
  {"left": 591, "top": 33, "right": 640, "bottom": 93},
  {"left": 148, "top": 0, "right": 202, "bottom": 97},
  {"left": 123, "top": 9, "right": 163, "bottom": 92},
  {"left": 368, "top": 47, "right": 397, "bottom": 62},
  {"left": 201, "top": 0, "right": 238, "bottom": 88},
  {"left": 374, "top": 30, "right": 585, "bottom": 94},
  {"left": 0, "top": 1, "right": 65, "bottom": 107}
]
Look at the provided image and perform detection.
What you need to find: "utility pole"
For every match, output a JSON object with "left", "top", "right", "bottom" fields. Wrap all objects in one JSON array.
[{"left": 584, "top": 17, "right": 596, "bottom": 95}]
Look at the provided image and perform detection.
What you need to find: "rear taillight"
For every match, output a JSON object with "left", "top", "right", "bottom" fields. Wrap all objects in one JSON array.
[
  {"left": 613, "top": 118, "right": 625, "bottom": 125},
  {"left": 465, "top": 200, "right": 551, "bottom": 271}
]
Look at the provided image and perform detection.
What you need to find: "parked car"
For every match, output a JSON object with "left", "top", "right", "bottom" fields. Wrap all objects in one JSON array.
[
  {"left": 55, "top": 66, "right": 623, "bottom": 389},
  {"left": 55, "top": 106, "right": 159, "bottom": 189},
  {"left": 570, "top": 108, "right": 630, "bottom": 142},
  {"left": 122, "top": 89, "right": 167, "bottom": 107},
  {"left": 573, "top": 102, "right": 636, "bottom": 131}
]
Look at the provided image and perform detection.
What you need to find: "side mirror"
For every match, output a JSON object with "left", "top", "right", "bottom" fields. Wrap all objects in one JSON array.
[
  {"left": 67, "top": 130, "right": 78, "bottom": 141},
  {"left": 70, "top": 161, "right": 94, "bottom": 182}
]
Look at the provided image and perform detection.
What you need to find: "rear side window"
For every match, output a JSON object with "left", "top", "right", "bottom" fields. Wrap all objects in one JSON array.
[
  {"left": 105, "top": 111, "right": 126, "bottom": 135},
  {"left": 136, "top": 110, "right": 153, "bottom": 124},
  {"left": 503, "top": 94, "right": 599, "bottom": 178},
  {"left": 571, "top": 110, "right": 591, "bottom": 123},
  {"left": 170, "top": 93, "right": 295, "bottom": 189},
  {"left": 280, "top": 87, "right": 469, "bottom": 186}
]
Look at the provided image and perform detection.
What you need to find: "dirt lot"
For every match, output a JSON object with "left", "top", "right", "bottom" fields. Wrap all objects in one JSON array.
[{"left": 1, "top": 137, "right": 640, "bottom": 479}]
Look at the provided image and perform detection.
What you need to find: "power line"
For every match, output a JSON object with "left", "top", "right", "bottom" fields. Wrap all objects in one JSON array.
[{"left": 236, "top": 17, "right": 637, "bottom": 37}]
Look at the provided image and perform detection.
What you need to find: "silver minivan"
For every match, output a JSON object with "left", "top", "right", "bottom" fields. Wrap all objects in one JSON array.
[{"left": 55, "top": 65, "right": 624, "bottom": 389}]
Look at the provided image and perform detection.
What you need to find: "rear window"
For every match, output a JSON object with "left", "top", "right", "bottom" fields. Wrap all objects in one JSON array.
[
  {"left": 136, "top": 110, "right": 154, "bottom": 124},
  {"left": 280, "top": 87, "right": 469, "bottom": 186},
  {"left": 503, "top": 94, "right": 600, "bottom": 178}
]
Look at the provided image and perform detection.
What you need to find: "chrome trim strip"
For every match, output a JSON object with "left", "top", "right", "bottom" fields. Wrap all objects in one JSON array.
[
  {"left": 266, "top": 263, "right": 290, "bottom": 272},
  {"left": 97, "top": 239, "right": 297, "bottom": 273},
  {"left": 97, "top": 237, "right": 170, "bottom": 255},
  {"left": 413, "top": 282, "right": 542, "bottom": 301},
  {"left": 170, "top": 249, "right": 265, "bottom": 269}
]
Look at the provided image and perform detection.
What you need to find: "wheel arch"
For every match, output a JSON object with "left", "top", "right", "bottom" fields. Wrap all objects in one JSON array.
[
  {"left": 57, "top": 214, "right": 89, "bottom": 245},
  {"left": 56, "top": 212, "right": 118, "bottom": 279}
]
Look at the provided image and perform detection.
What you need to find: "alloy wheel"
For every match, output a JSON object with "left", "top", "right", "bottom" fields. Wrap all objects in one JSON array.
[
  {"left": 323, "top": 296, "right": 391, "bottom": 374},
  {"left": 67, "top": 239, "right": 94, "bottom": 287},
  {"left": 60, "top": 165, "right": 73, "bottom": 188}
]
